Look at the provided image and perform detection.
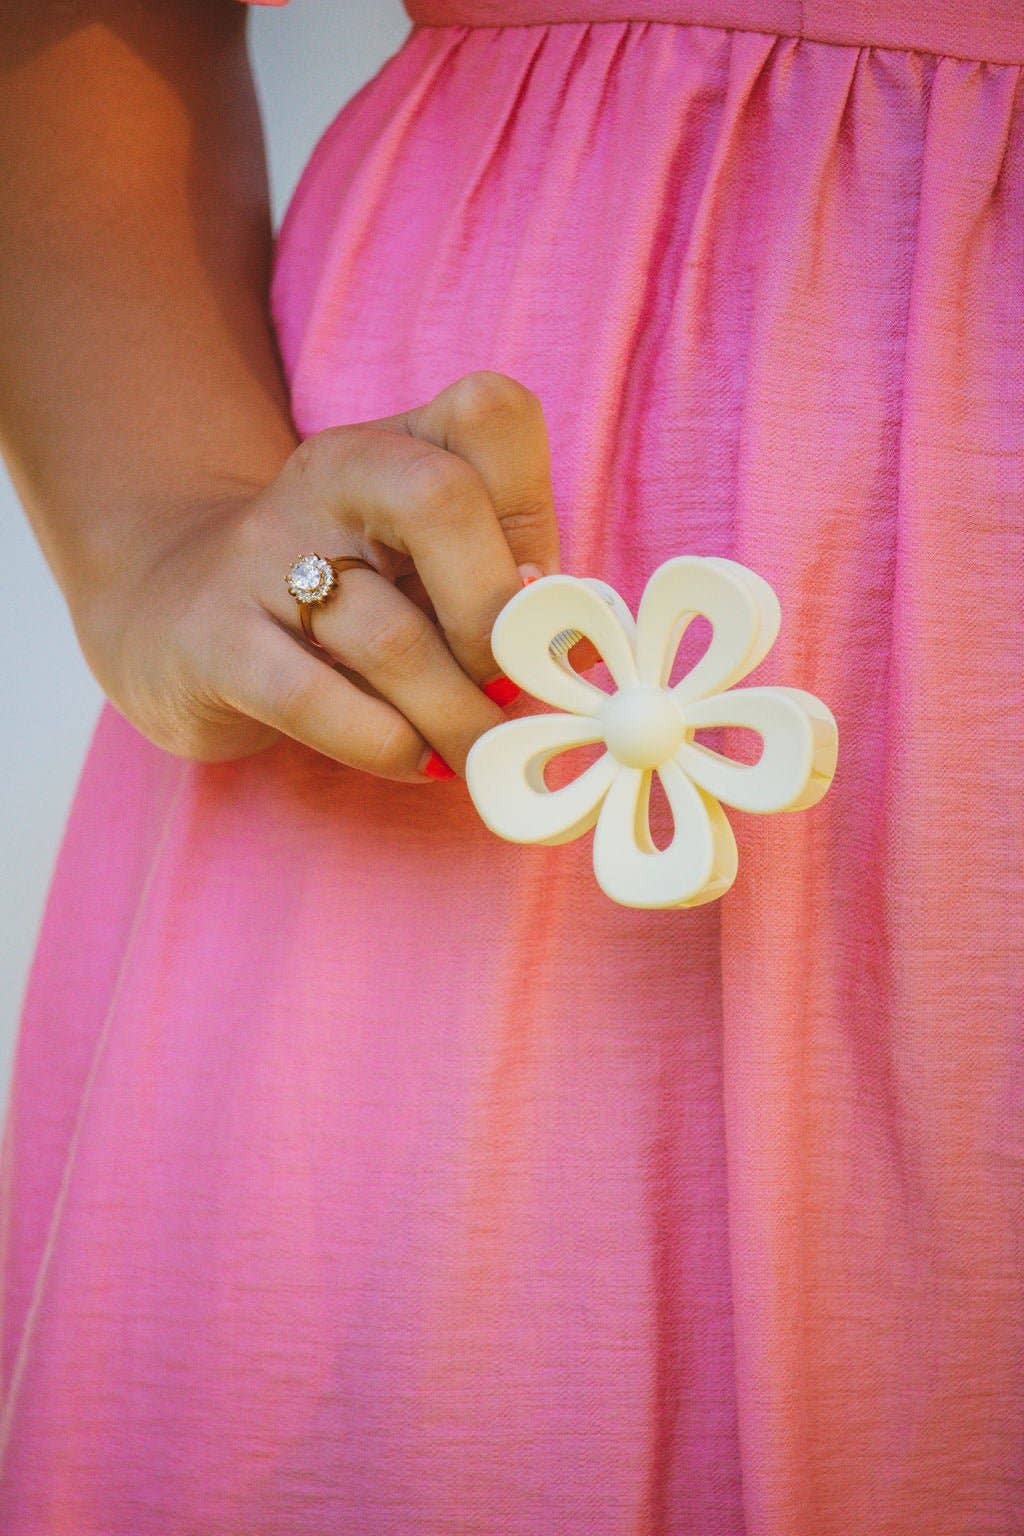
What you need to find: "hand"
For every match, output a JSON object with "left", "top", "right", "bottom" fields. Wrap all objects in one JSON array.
[{"left": 73, "top": 370, "right": 600, "bottom": 782}]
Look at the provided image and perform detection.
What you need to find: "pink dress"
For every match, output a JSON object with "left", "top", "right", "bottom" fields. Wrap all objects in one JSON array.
[{"left": 2, "top": 1, "right": 1022, "bottom": 1530}]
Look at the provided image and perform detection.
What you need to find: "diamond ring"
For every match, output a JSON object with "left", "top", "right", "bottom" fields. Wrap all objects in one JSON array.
[{"left": 285, "top": 552, "right": 376, "bottom": 651}]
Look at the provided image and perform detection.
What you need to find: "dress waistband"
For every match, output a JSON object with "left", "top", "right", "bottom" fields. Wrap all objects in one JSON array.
[{"left": 403, "top": 1, "right": 1024, "bottom": 66}]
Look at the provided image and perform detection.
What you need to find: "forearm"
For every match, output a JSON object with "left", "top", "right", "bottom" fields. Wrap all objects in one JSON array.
[{"left": 0, "top": 0, "right": 299, "bottom": 616}]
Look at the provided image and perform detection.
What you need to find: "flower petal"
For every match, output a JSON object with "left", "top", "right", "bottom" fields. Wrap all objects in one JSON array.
[
  {"left": 634, "top": 555, "right": 777, "bottom": 701},
  {"left": 591, "top": 758, "right": 737, "bottom": 908},
  {"left": 676, "top": 685, "right": 838, "bottom": 813},
  {"left": 578, "top": 576, "right": 639, "bottom": 645},
  {"left": 702, "top": 557, "right": 781, "bottom": 675},
  {"left": 465, "top": 711, "right": 615, "bottom": 845},
  {"left": 491, "top": 575, "right": 638, "bottom": 714},
  {"left": 660, "top": 757, "right": 740, "bottom": 905}
]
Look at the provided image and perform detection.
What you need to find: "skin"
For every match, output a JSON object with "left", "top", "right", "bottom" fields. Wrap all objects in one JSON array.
[{"left": 0, "top": 0, "right": 598, "bottom": 782}]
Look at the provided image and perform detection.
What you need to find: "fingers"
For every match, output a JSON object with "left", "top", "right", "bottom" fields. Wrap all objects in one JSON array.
[
  {"left": 269, "top": 424, "right": 519, "bottom": 688},
  {"left": 221, "top": 616, "right": 438, "bottom": 782},
  {"left": 272, "top": 376, "right": 604, "bottom": 684},
  {"left": 240, "top": 369, "right": 603, "bottom": 782},
  {"left": 286, "top": 560, "right": 506, "bottom": 775},
  {"left": 394, "top": 565, "right": 435, "bottom": 618},
  {"left": 391, "top": 372, "right": 602, "bottom": 676},
  {"left": 395, "top": 371, "right": 562, "bottom": 581}
]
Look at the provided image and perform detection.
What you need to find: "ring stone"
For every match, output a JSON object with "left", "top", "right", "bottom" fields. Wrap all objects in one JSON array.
[{"left": 286, "top": 553, "right": 336, "bottom": 605}]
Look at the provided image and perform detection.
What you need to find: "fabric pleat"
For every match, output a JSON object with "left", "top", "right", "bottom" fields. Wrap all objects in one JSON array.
[{"left": 2, "top": 10, "right": 1021, "bottom": 1534}]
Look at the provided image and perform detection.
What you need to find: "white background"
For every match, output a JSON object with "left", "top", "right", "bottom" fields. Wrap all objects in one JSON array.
[{"left": 0, "top": 0, "right": 413, "bottom": 1113}]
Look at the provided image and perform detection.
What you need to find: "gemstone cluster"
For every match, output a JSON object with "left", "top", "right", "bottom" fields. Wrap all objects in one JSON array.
[{"left": 285, "top": 553, "right": 336, "bottom": 604}]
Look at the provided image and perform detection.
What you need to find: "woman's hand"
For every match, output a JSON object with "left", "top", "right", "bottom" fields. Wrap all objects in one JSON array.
[
  {"left": 74, "top": 371, "right": 598, "bottom": 782},
  {"left": 0, "top": 13, "right": 598, "bottom": 781}
]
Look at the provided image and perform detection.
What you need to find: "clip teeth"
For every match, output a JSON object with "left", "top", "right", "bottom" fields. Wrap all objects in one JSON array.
[
  {"left": 549, "top": 626, "right": 583, "bottom": 657},
  {"left": 547, "top": 587, "right": 616, "bottom": 659}
]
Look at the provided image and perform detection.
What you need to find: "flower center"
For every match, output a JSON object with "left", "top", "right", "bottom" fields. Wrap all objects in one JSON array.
[{"left": 601, "top": 686, "right": 686, "bottom": 770}]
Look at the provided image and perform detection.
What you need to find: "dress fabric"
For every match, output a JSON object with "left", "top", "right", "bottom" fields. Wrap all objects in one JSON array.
[{"left": 2, "top": 2, "right": 1022, "bottom": 1531}]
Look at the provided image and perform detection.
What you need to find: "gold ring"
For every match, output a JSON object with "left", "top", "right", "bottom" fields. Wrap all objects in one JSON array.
[{"left": 284, "top": 552, "right": 377, "bottom": 652}]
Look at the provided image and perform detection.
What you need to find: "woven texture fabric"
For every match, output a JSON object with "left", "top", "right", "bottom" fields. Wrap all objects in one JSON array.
[{"left": 2, "top": 5, "right": 1022, "bottom": 1532}]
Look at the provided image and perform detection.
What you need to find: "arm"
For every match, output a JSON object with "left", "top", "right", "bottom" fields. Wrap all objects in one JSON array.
[
  {"left": 0, "top": 0, "right": 575, "bottom": 781},
  {"left": 0, "top": 0, "right": 297, "bottom": 608}
]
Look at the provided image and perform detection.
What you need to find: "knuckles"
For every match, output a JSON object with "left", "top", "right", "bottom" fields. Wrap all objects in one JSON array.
[
  {"left": 441, "top": 369, "right": 543, "bottom": 427},
  {"left": 281, "top": 423, "right": 371, "bottom": 494},
  {"left": 260, "top": 664, "right": 321, "bottom": 734},
  {"left": 359, "top": 713, "right": 421, "bottom": 781},
  {"left": 348, "top": 603, "right": 439, "bottom": 675},
  {"left": 391, "top": 447, "right": 484, "bottom": 529}
]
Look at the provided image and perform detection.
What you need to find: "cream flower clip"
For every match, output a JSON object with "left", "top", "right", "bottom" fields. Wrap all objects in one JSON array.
[{"left": 465, "top": 556, "right": 838, "bottom": 909}]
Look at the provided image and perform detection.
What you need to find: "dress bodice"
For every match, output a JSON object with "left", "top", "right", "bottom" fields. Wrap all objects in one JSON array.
[{"left": 242, "top": 0, "right": 1023, "bottom": 67}]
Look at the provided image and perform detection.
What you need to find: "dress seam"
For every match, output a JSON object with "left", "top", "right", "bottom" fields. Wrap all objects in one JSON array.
[{"left": 407, "top": 17, "right": 1024, "bottom": 69}]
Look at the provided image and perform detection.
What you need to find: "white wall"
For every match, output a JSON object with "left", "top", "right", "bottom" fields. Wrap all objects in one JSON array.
[{"left": 0, "top": 0, "right": 412, "bottom": 1110}]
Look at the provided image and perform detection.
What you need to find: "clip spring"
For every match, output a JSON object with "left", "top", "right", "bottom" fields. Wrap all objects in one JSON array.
[
  {"left": 549, "top": 625, "right": 585, "bottom": 658},
  {"left": 547, "top": 584, "right": 620, "bottom": 663}
]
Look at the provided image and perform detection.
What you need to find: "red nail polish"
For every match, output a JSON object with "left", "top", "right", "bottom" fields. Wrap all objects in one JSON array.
[
  {"left": 421, "top": 750, "right": 456, "bottom": 780},
  {"left": 481, "top": 674, "right": 521, "bottom": 706},
  {"left": 521, "top": 573, "right": 541, "bottom": 585}
]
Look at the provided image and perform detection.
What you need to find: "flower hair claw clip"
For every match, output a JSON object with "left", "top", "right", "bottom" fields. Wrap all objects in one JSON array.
[{"left": 465, "top": 556, "right": 838, "bottom": 909}]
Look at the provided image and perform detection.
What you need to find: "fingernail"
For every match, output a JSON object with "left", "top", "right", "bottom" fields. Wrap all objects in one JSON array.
[
  {"left": 518, "top": 564, "right": 545, "bottom": 585},
  {"left": 419, "top": 749, "right": 456, "bottom": 780},
  {"left": 481, "top": 673, "right": 521, "bottom": 706}
]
